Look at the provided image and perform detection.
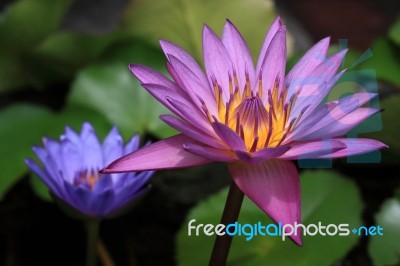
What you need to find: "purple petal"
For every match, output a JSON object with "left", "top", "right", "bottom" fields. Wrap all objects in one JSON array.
[
  {"left": 32, "top": 146, "right": 61, "bottom": 182},
  {"left": 255, "top": 17, "right": 282, "bottom": 75},
  {"left": 229, "top": 159, "right": 302, "bottom": 245},
  {"left": 124, "top": 134, "right": 140, "bottom": 154},
  {"left": 289, "top": 50, "right": 347, "bottom": 120},
  {"left": 130, "top": 64, "right": 194, "bottom": 110},
  {"left": 166, "top": 95, "right": 214, "bottom": 132},
  {"left": 319, "top": 138, "right": 388, "bottom": 158},
  {"left": 305, "top": 108, "right": 379, "bottom": 140},
  {"left": 25, "top": 158, "right": 64, "bottom": 196},
  {"left": 80, "top": 123, "right": 103, "bottom": 171},
  {"left": 129, "top": 64, "right": 177, "bottom": 89},
  {"left": 203, "top": 24, "right": 233, "bottom": 101},
  {"left": 183, "top": 143, "right": 237, "bottom": 162},
  {"left": 286, "top": 37, "right": 330, "bottom": 88},
  {"left": 167, "top": 55, "right": 218, "bottom": 116},
  {"left": 293, "top": 92, "right": 377, "bottom": 140},
  {"left": 101, "top": 134, "right": 212, "bottom": 173},
  {"left": 160, "top": 114, "right": 224, "bottom": 148},
  {"left": 89, "top": 189, "right": 115, "bottom": 217},
  {"left": 279, "top": 140, "right": 346, "bottom": 159},
  {"left": 211, "top": 122, "right": 247, "bottom": 151},
  {"left": 102, "top": 126, "right": 123, "bottom": 165},
  {"left": 93, "top": 175, "right": 113, "bottom": 194},
  {"left": 222, "top": 20, "right": 256, "bottom": 90},
  {"left": 160, "top": 39, "right": 209, "bottom": 87},
  {"left": 60, "top": 138, "right": 83, "bottom": 182},
  {"left": 140, "top": 83, "right": 191, "bottom": 117},
  {"left": 235, "top": 146, "right": 290, "bottom": 163},
  {"left": 63, "top": 181, "right": 92, "bottom": 215},
  {"left": 258, "top": 26, "right": 286, "bottom": 101}
]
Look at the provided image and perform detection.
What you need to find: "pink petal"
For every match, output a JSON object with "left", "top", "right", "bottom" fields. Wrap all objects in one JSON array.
[
  {"left": 160, "top": 114, "right": 224, "bottom": 148},
  {"left": 235, "top": 146, "right": 290, "bottom": 163},
  {"left": 167, "top": 55, "right": 218, "bottom": 116},
  {"left": 222, "top": 20, "right": 256, "bottom": 91},
  {"left": 255, "top": 17, "right": 282, "bottom": 75},
  {"left": 140, "top": 83, "right": 197, "bottom": 121},
  {"left": 289, "top": 65, "right": 346, "bottom": 122},
  {"left": 159, "top": 39, "right": 209, "bottom": 87},
  {"left": 286, "top": 37, "right": 330, "bottom": 89},
  {"left": 319, "top": 138, "right": 388, "bottom": 158},
  {"left": 166, "top": 95, "right": 214, "bottom": 132},
  {"left": 211, "top": 121, "right": 247, "bottom": 151},
  {"left": 279, "top": 140, "right": 346, "bottom": 159},
  {"left": 101, "top": 134, "right": 212, "bottom": 173},
  {"left": 229, "top": 159, "right": 302, "bottom": 245},
  {"left": 129, "top": 64, "right": 177, "bottom": 89},
  {"left": 203, "top": 25, "right": 233, "bottom": 101},
  {"left": 293, "top": 91, "right": 377, "bottom": 140},
  {"left": 289, "top": 49, "right": 347, "bottom": 120},
  {"left": 183, "top": 143, "right": 237, "bottom": 162},
  {"left": 305, "top": 108, "right": 379, "bottom": 140},
  {"left": 258, "top": 26, "right": 287, "bottom": 102}
]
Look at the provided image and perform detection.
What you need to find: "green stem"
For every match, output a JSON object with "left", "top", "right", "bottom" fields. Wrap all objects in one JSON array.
[
  {"left": 86, "top": 219, "right": 100, "bottom": 266},
  {"left": 209, "top": 181, "right": 244, "bottom": 266}
]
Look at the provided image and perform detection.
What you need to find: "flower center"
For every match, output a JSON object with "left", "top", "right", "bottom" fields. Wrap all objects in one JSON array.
[
  {"left": 73, "top": 169, "right": 100, "bottom": 190},
  {"left": 203, "top": 73, "right": 304, "bottom": 151}
]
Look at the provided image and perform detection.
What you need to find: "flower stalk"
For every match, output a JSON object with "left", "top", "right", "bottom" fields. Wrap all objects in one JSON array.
[
  {"left": 209, "top": 181, "right": 244, "bottom": 266},
  {"left": 86, "top": 219, "right": 100, "bottom": 266}
]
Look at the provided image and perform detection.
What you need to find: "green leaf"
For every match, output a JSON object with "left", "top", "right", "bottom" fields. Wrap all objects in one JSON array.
[
  {"left": 122, "top": 0, "right": 277, "bottom": 61},
  {"left": 369, "top": 197, "right": 400, "bottom": 266},
  {"left": 0, "top": 51, "right": 28, "bottom": 92},
  {"left": 359, "top": 38, "right": 400, "bottom": 85},
  {"left": 0, "top": 104, "right": 111, "bottom": 199},
  {"left": 68, "top": 41, "right": 176, "bottom": 139},
  {"left": 389, "top": 16, "right": 400, "bottom": 45},
  {"left": 30, "top": 174, "right": 52, "bottom": 201},
  {"left": 177, "top": 170, "right": 363, "bottom": 266},
  {"left": 34, "top": 31, "right": 124, "bottom": 69},
  {"left": 365, "top": 94, "right": 400, "bottom": 163},
  {"left": 0, "top": 0, "right": 70, "bottom": 51}
]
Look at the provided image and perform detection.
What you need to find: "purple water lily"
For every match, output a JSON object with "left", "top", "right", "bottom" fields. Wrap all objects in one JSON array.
[
  {"left": 25, "top": 122, "right": 153, "bottom": 218},
  {"left": 102, "top": 17, "right": 387, "bottom": 245}
]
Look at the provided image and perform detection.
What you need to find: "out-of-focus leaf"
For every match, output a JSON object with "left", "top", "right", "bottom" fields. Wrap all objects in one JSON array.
[
  {"left": 177, "top": 170, "right": 363, "bottom": 266},
  {"left": 365, "top": 95, "right": 400, "bottom": 163},
  {"left": 0, "top": 0, "right": 70, "bottom": 50},
  {"left": 389, "top": 16, "right": 400, "bottom": 45},
  {"left": 68, "top": 41, "right": 176, "bottom": 139},
  {"left": 0, "top": 104, "right": 111, "bottom": 199},
  {"left": 359, "top": 38, "right": 400, "bottom": 85},
  {"left": 369, "top": 196, "right": 400, "bottom": 266},
  {"left": 0, "top": 51, "right": 27, "bottom": 92},
  {"left": 123, "top": 0, "right": 277, "bottom": 61},
  {"left": 35, "top": 31, "right": 124, "bottom": 69},
  {"left": 30, "top": 175, "right": 52, "bottom": 201}
]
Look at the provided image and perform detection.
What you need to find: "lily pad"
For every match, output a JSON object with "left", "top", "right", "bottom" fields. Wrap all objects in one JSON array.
[
  {"left": 67, "top": 41, "right": 176, "bottom": 139},
  {"left": 122, "top": 0, "right": 277, "bottom": 61},
  {"left": 365, "top": 94, "right": 400, "bottom": 163},
  {"left": 369, "top": 194, "right": 400, "bottom": 266},
  {"left": 177, "top": 170, "right": 363, "bottom": 266},
  {"left": 359, "top": 38, "right": 400, "bottom": 85},
  {"left": 389, "top": 16, "right": 400, "bottom": 45}
]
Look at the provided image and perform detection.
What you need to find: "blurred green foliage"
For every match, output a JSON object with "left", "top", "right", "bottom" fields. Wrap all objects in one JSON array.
[
  {"left": 0, "top": 0, "right": 399, "bottom": 263},
  {"left": 369, "top": 188, "right": 400, "bottom": 266},
  {"left": 123, "top": 0, "right": 277, "bottom": 61},
  {"left": 177, "top": 170, "right": 363, "bottom": 266}
]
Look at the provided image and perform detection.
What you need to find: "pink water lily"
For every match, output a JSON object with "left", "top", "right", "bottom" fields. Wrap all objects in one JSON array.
[{"left": 102, "top": 17, "right": 387, "bottom": 245}]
